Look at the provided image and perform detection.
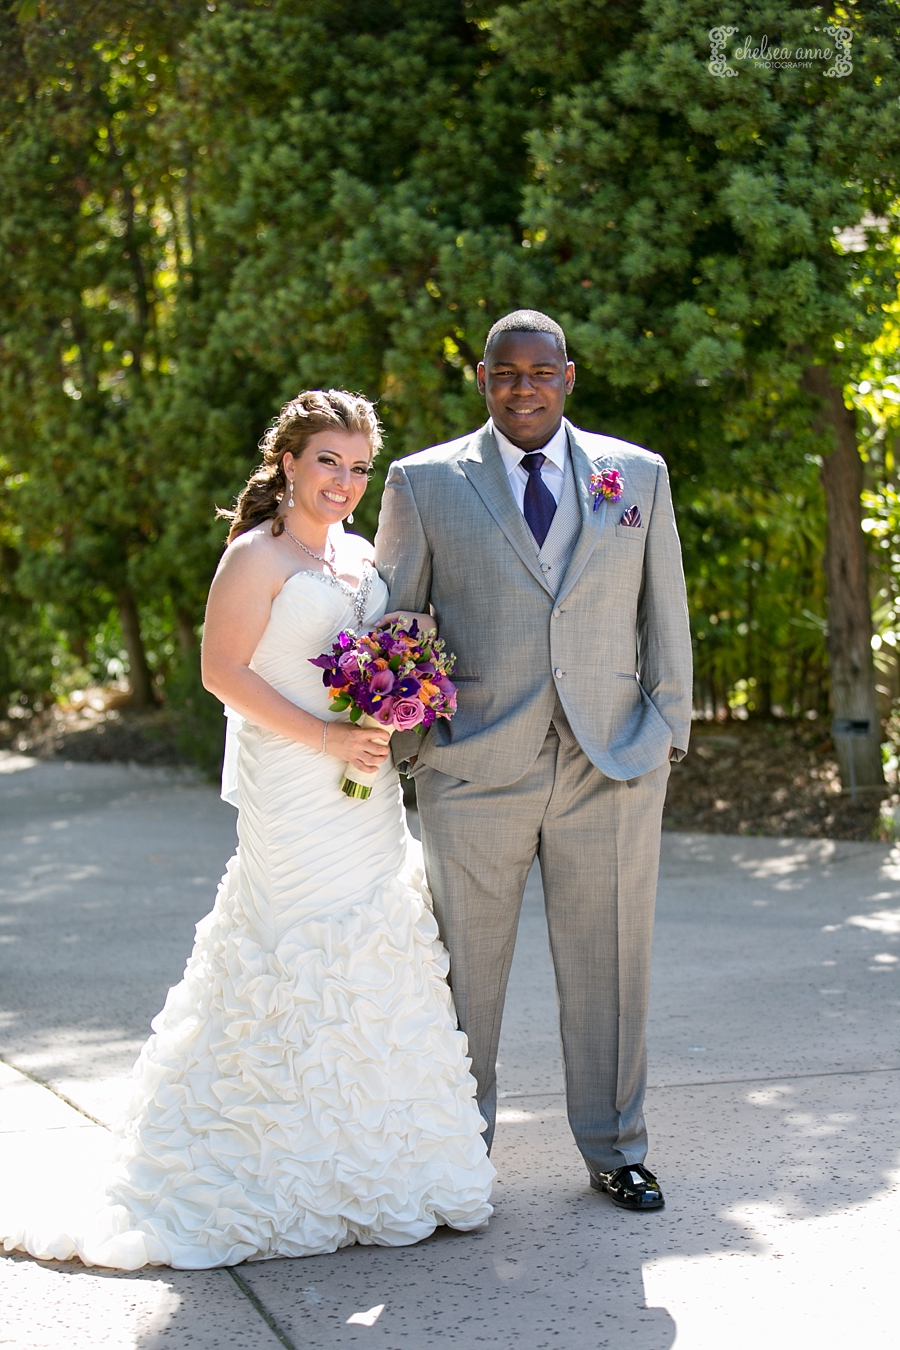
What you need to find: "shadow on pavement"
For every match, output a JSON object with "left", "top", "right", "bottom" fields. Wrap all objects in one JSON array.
[{"left": 2, "top": 762, "right": 899, "bottom": 1347}]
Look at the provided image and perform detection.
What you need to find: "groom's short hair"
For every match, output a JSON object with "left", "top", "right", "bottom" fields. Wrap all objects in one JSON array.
[{"left": 483, "top": 309, "right": 567, "bottom": 362}]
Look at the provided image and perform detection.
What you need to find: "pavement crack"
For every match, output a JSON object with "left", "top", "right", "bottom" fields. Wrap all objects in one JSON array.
[
  {"left": 228, "top": 1267, "right": 298, "bottom": 1350},
  {"left": 0, "top": 1055, "right": 108, "bottom": 1128},
  {"left": 646, "top": 1064, "right": 900, "bottom": 1091}
]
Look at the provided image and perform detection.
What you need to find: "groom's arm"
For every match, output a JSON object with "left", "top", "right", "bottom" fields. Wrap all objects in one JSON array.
[
  {"left": 636, "top": 459, "right": 693, "bottom": 760},
  {"left": 374, "top": 461, "right": 434, "bottom": 765},
  {"left": 374, "top": 460, "right": 433, "bottom": 613}
]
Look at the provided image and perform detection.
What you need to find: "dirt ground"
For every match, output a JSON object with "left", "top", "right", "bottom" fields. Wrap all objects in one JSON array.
[
  {"left": 664, "top": 718, "right": 888, "bottom": 842},
  {"left": 1, "top": 705, "right": 889, "bottom": 842},
  {"left": 0, "top": 702, "right": 189, "bottom": 768}
]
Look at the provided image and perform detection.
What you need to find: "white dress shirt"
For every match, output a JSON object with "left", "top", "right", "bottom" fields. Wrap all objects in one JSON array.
[{"left": 490, "top": 420, "right": 568, "bottom": 515}]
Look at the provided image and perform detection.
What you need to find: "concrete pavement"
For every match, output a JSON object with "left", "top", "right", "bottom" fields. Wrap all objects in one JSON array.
[{"left": 1, "top": 752, "right": 898, "bottom": 1348}]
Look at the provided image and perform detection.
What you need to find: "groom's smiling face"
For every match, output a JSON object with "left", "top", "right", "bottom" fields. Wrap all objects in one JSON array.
[{"left": 477, "top": 330, "right": 575, "bottom": 452}]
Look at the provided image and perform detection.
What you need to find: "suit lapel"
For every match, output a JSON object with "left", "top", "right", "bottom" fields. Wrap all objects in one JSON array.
[
  {"left": 458, "top": 423, "right": 554, "bottom": 596},
  {"left": 555, "top": 424, "right": 610, "bottom": 605}
]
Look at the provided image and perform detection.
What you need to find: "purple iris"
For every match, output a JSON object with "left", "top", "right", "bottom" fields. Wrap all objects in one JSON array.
[
  {"left": 395, "top": 675, "right": 421, "bottom": 698},
  {"left": 309, "top": 651, "right": 347, "bottom": 688}
]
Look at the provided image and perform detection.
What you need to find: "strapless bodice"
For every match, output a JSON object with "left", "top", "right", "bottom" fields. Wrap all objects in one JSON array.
[{"left": 250, "top": 563, "right": 389, "bottom": 717}]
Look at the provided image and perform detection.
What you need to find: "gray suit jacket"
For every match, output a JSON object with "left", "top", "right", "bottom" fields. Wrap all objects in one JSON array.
[{"left": 374, "top": 419, "right": 692, "bottom": 786}]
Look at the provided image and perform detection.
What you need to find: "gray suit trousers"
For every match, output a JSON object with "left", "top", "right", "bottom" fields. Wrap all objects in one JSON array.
[{"left": 414, "top": 729, "right": 670, "bottom": 1174}]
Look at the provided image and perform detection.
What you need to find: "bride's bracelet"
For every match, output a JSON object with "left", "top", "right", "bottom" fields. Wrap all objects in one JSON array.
[{"left": 321, "top": 721, "right": 328, "bottom": 755}]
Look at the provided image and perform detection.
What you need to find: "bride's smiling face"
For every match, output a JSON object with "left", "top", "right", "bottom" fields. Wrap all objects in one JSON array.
[{"left": 285, "top": 430, "right": 373, "bottom": 527}]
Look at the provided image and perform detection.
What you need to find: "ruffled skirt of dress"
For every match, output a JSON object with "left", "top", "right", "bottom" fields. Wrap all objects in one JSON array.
[{"left": 0, "top": 726, "right": 494, "bottom": 1270}]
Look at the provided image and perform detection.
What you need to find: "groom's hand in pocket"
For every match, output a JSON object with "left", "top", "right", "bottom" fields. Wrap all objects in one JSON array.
[{"left": 325, "top": 721, "right": 392, "bottom": 774}]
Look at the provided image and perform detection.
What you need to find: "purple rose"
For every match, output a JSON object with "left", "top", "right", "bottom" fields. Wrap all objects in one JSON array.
[
  {"left": 338, "top": 651, "right": 361, "bottom": 680},
  {"left": 392, "top": 698, "right": 425, "bottom": 731}
]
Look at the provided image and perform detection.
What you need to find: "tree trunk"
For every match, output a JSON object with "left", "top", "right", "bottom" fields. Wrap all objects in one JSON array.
[
  {"left": 176, "top": 609, "right": 197, "bottom": 656},
  {"left": 802, "top": 364, "right": 884, "bottom": 792},
  {"left": 117, "top": 587, "right": 156, "bottom": 708}
]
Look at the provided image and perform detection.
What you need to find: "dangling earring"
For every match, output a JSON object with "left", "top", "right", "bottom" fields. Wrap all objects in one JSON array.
[
  {"left": 287, "top": 477, "right": 294, "bottom": 509},
  {"left": 347, "top": 511, "right": 354, "bottom": 524}
]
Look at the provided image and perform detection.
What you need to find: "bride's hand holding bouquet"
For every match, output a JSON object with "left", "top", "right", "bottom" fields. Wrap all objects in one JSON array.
[
  {"left": 318, "top": 719, "right": 392, "bottom": 780},
  {"left": 311, "top": 614, "right": 457, "bottom": 799}
]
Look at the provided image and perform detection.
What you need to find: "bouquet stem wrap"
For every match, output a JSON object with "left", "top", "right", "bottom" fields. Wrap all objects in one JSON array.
[{"left": 340, "top": 714, "right": 394, "bottom": 800}]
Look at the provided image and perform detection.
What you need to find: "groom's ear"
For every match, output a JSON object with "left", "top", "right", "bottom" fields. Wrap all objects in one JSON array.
[{"left": 476, "top": 361, "right": 486, "bottom": 396}]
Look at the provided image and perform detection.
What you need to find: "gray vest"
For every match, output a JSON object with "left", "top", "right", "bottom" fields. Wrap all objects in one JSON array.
[
  {"left": 529, "top": 449, "right": 582, "bottom": 748},
  {"left": 533, "top": 447, "right": 581, "bottom": 593}
]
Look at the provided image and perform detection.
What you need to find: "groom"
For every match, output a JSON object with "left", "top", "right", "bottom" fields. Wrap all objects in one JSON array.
[{"left": 374, "top": 310, "right": 692, "bottom": 1210}]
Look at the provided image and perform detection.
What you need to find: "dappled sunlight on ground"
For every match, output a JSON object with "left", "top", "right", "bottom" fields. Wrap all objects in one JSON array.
[
  {"left": 644, "top": 1164, "right": 900, "bottom": 1348},
  {"left": 2, "top": 766, "right": 899, "bottom": 1347}
]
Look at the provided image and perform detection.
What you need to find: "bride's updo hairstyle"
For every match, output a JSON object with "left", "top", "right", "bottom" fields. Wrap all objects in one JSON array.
[{"left": 220, "top": 389, "right": 383, "bottom": 544}]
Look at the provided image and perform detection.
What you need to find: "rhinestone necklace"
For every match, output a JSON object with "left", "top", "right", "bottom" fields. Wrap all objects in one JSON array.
[{"left": 283, "top": 521, "right": 337, "bottom": 576}]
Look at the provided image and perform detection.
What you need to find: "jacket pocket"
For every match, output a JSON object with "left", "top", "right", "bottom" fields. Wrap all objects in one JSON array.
[
  {"left": 452, "top": 675, "right": 482, "bottom": 682},
  {"left": 614, "top": 524, "right": 644, "bottom": 541}
]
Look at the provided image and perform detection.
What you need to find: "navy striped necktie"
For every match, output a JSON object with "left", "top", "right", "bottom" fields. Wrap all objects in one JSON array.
[{"left": 521, "top": 452, "right": 557, "bottom": 547}]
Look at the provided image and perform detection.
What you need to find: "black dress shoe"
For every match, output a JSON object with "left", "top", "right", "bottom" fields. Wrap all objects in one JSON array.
[{"left": 590, "top": 1164, "right": 664, "bottom": 1210}]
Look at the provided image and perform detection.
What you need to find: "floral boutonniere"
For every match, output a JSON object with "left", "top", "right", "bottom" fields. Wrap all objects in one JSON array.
[{"left": 589, "top": 468, "right": 624, "bottom": 512}]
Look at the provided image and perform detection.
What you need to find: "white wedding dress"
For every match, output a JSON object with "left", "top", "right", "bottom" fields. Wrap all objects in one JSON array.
[{"left": 1, "top": 559, "right": 494, "bottom": 1269}]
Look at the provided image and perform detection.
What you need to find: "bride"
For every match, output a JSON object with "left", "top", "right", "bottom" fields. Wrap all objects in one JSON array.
[{"left": 2, "top": 389, "right": 494, "bottom": 1270}]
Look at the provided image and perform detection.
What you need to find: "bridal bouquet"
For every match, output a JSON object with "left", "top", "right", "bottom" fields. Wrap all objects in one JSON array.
[{"left": 310, "top": 621, "right": 458, "bottom": 799}]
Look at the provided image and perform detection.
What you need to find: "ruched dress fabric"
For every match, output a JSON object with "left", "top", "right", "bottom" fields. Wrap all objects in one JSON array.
[{"left": 1, "top": 564, "right": 494, "bottom": 1270}]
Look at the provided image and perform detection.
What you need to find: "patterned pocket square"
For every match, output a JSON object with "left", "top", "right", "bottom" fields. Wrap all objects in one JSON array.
[{"left": 620, "top": 504, "right": 642, "bottom": 528}]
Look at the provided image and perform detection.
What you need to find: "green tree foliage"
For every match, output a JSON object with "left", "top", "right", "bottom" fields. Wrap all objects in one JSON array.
[
  {"left": 498, "top": 0, "right": 900, "bottom": 784},
  {"left": 1, "top": 0, "right": 899, "bottom": 786},
  {"left": 0, "top": 0, "right": 550, "bottom": 720},
  {"left": 0, "top": 1, "right": 204, "bottom": 704},
  {"left": 165, "top": 0, "right": 553, "bottom": 536},
  {"left": 683, "top": 474, "right": 829, "bottom": 717},
  {"left": 856, "top": 295, "right": 900, "bottom": 700}
]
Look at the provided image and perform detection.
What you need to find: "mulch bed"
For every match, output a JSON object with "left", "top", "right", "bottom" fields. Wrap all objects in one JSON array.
[
  {"left": 2, "top": 706, "right": 889, "bottom": 842},
  {"left": 664, "top": 719, "right": 888, "bottom": 842},
  {"left": 0, "top": 704, "right": 188, "bottom": 768}
]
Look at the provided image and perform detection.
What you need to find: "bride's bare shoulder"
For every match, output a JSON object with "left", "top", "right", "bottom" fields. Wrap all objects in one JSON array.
[
  {"left": 212, "top": 523, "right": 285, "bottom": 589},
  {"left": 341, "top": 531, "right": 375, "bottom": 565}
]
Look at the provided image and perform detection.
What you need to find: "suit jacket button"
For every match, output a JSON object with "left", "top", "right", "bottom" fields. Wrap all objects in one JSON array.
[
  {"left": 552, "top": 608, "right": 561, "bottom": 618},
  {"left": 554, "top": 667, "right": 565, "bottom": 678}
]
